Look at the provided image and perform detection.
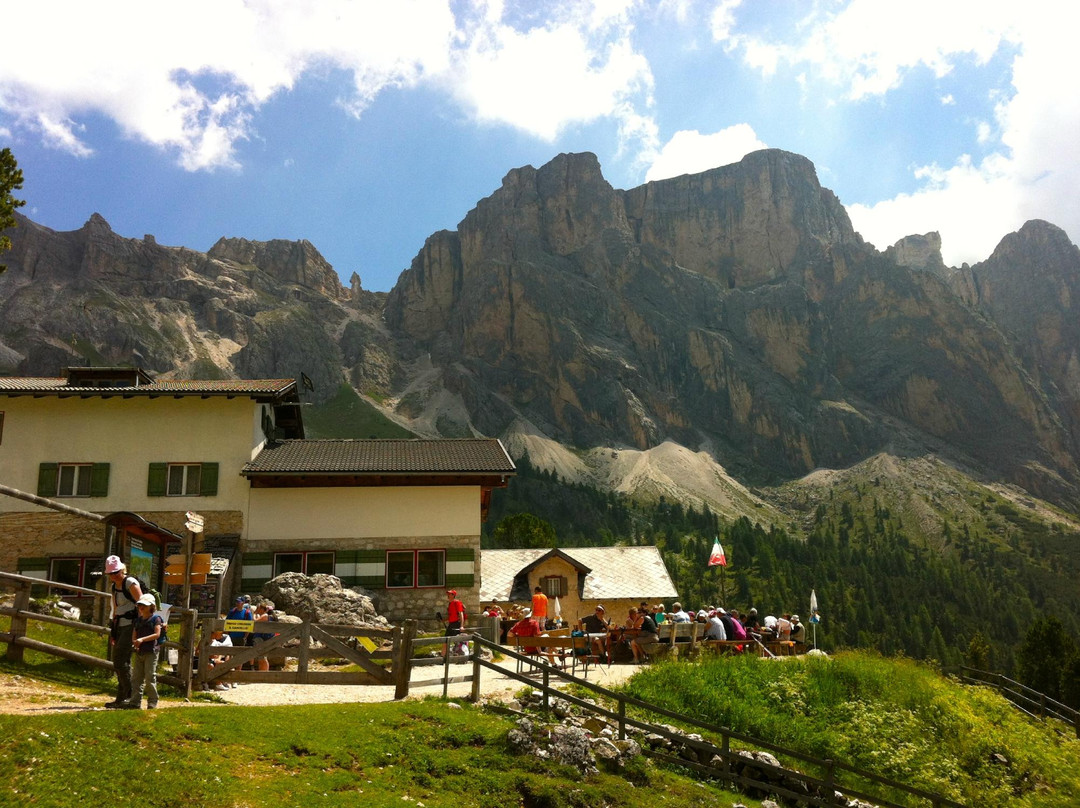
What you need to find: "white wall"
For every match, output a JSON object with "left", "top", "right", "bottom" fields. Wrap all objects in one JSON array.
[
  {"left": 247, "top": 485, "right": 480, "bottom": 540},
  {"left": 0, "top": 396, "right": 259, "bottom": 515}
]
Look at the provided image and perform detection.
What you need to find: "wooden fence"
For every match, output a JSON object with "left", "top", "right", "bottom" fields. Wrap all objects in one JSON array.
[
  {"left": 403, "top": 633, "right": 963, "bottom": 808},
  {"left": 0, "top": 571, "right": 412, "bottom": 697},
  {"left": 958, "top": 665, "right": 1080, "bottom": 738},
  {"left": 0, "top": 570, "right": 198, "bottom": 693}
]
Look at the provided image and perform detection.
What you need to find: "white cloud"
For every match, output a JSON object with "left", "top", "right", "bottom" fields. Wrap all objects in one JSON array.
[
  {"left": 644, "top": 125, "right": 767, "bottom": 182},
  {"left": 447, "top": 1, "right": 656, "bottom": 151},
  {"left": 0, "top": 0, "right": 657, "bottom": 172},
  {"left": 728, "top": 1, "right": 1079, "bottom": 263},
  {"left": 940, "top": 94, "right": 955, "bottom": 106}
]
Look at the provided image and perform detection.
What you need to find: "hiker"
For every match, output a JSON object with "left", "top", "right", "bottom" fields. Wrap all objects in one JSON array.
[
  {"left": 225, "top": 596, "right": 253, "bottom": 645},
  {"left": 104, "top": 555, "right": 142, "bottom": 709},
  {"left": 630, "top": 606, "right": 659, "bottom": 664},
  {"left": 444, "top": 589, "right": 467, "bottom": 657},
  {"left": 251, "top": 603, "right": 275, "bottom": 671},
  {"left": 123, "top": 593, "right": 163, "bottom": 709},
  {"left": 507, "top": 609, "right": 557, "bottom": 665}
]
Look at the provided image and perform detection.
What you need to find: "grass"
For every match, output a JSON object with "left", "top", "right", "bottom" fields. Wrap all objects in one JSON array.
[
  {"left": 621, "top": 651, "right": 1080, "bottom": 807},
  {"left": 0, "top": 698, "right": 772, "bottom": 808},
  {"left": 304, "top": 382, "right": 415, "bottom": 439}
]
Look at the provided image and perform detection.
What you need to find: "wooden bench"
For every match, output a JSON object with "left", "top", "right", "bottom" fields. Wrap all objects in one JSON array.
[{"left": 637, "top": 621, "right": 701, "bottom": 662}]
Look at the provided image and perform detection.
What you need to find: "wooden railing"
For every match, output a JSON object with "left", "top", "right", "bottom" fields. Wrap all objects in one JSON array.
[
  {"left": 0, "top": 570, "right": 199, "bottom": 693},
  {"left": 405, "top": 633, "right": 963, "bottom": 808},
  {"left": 958, "top": 665, "right": 1080, "bottom": 737}
]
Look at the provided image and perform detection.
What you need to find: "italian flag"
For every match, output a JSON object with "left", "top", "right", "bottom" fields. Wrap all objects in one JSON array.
[{"left": 708, "top": 539, "right": 727, "bottom": 567}]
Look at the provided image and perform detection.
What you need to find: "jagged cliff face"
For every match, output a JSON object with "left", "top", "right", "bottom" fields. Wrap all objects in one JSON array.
[
  {"left": 0, "top": 212, "right": 385, "bottom": 396},
  {"left": 3, "top": 149, "right": 1080, "bottom": 509}
]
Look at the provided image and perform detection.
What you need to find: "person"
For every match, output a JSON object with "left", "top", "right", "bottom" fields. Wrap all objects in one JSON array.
[
  {"left": 717, "top": 608, "right": 737, "bottom": 640},
  {"left": 776, "top": 614, "right": 793, "bottom": 642},
  {"left": 226, "top": 596, "right": 253, "bottom": 645},
  {"left": 727, "top": 610, "right": 748, "bottom": 642},
  {"left": 122, "top": 593, "right": 163, "bottom": 709},
  {"left": 652, "top": 604, "right": 667, "bottom": 625},
  {"left": 444, "top": 589, "right": 467, "bottom": 657},
  {"left": 202, "top": 629, "right": 234, "bottom": 690},
  {"left": 630, "top": 607, "right": 659, "bottom": 663},
  {"left": 251, "top": 603, "right": 275, "bottom": 671},
  {"left": 104, "top": 555, "right": 142, "bottom": 709},
  {"left": 742, "top": 607, "right": 761, "bottom": 634},
  {"left": 705, "top": 610, "right": 727, "bottom": 641},
  {"left": 671, "top": 602, "right": 691, "bottom": 623},
  {"left": 790, "top": 614, "right": 806, "bottom": 646},
  {"left": 507, "top": 610, "right": 555, "bottom": 664},
  {"left": 580, "top": 605, "right": 611, "bottom": 660},
  {"left": 531, "top": 586, "right": 549, "bottom": 627}
]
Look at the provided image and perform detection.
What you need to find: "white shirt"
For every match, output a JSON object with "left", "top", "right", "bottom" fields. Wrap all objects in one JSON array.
[{"left": 705, "top": 616, "right": 727, "bottom": 641}]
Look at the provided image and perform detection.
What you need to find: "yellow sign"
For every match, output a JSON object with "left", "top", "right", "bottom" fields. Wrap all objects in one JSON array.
[
  {"left": 223, "top": 620, "right": 254, "bottom": 634},
  {"left": 356, "top": 636, "right": 378, "bottom": 652}
]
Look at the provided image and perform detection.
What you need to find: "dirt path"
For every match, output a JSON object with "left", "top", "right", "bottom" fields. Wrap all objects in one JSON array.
[{"left": 0, "top": 658, "right": 642, "bottom": 715}]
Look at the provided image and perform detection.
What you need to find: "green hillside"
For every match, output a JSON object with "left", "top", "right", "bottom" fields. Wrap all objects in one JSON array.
[
  {"left": 303, "top": 382, "right": 416, "bottom": 439},
  {"left": 486, "top": 453, "right": 1080, "bottom": 688}
]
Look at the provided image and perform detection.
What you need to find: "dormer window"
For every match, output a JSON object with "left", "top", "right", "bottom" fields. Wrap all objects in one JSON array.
[{"left": 64, "top": 366, "right": 154, "bottom": 388}]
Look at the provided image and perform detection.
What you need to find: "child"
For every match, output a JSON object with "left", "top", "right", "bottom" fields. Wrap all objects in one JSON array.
[{"left": 123, "top": 593, "right": 163, "bottom": 709}]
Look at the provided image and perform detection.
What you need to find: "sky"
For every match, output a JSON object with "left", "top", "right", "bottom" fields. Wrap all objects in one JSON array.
[{"left": 1, "top": 0, "right": 1075, "bottom": 293}]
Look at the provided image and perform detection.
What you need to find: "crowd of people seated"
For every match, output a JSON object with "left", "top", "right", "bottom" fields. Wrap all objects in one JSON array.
[{"left": 487, "top": 597, "right": 810, "bottom": 665}]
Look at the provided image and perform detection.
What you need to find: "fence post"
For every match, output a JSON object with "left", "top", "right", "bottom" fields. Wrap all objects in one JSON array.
[
  {"left": 394, "top": 620, "right": 416, "bottom": 700},
  {"left": 4, "top": 580, "right": 32, "bottom": 663},
  {"left": 721, "top": 732, "right": 731, "bottom": 778},
  {"left": 824, "top": 758, "right": 835, "bottom": 800},
  {"left": 180, "top": 608, "right": 197, "bottom": 698},
  {"left": 470, "top": 637, "right": 482, "bottom": 702},
  {"left": 298, "top": 620, "right": 311, "bottom": 684},
  {"left": 442, "top": 636, "right": 451, "bottom": 698},
  {"left": 196, "top": 617, "right": 212, "bottom": 692}
]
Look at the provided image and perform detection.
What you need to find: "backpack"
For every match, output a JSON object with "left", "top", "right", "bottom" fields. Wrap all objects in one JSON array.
[
  {"left": 119, "top": 575, "right": 161, "bottom": 610},
  {"left": 571, "top": 629, "right": 588, "bottom": 656}
]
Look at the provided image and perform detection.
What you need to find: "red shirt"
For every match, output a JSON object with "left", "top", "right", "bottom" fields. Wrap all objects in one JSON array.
[
  {"left": 510, "top": 617, "right": 543, "bottom": 653},
  {"left": 447, "top": 598, "right": 466, "bottom": 624}
]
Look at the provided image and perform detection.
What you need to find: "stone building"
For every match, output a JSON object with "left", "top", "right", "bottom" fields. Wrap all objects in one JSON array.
[{"left": 479, "top": 546, "right": 679, "bottom": 627}]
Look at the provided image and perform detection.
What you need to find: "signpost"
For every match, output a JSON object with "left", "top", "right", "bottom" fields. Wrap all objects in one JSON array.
[{"left": 182, "top": 512, "right": 204, "bottom": 611}]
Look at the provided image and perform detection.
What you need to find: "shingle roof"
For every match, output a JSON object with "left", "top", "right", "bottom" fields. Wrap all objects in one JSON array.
[
  {"left": 242, "top": 438, "right": 516, "bottom": 475},
  {"left": 0, "top": 377, "right": 297, "bottom": 398},
  {"left": 480, "top": 546, "right": 678, "bottom": 602}
]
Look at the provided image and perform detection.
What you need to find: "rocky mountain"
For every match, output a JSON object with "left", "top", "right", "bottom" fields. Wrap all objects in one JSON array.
[{"left": 2, "top": 149, "right": 1079, "bottom": 515}]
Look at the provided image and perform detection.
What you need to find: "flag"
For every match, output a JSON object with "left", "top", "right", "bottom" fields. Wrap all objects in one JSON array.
[
  {"left": 301, "top": 371, "right": 315, "bottom": 392},
  {"left": 708, "top": 538, "right": 727, "bottom": 567}
]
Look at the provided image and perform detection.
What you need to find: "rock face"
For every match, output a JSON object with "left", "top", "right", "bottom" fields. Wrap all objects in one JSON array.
[
  {"left": 260, "top": 572, "right": 387, "bottom": 627},
  {"left": 3, "top": 150, "right": 1080, "bottom": 509}
]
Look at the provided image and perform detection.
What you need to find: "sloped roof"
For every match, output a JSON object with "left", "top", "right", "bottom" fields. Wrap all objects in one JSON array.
[
  {"left": 480, "top": 546, "right": 678, "bottom": 603},
  {"left": 0, "top": 376, "right": 298, "bottom": 400},
  {"left": 242, "top": 438, "right": 516, "bottom": 476}
]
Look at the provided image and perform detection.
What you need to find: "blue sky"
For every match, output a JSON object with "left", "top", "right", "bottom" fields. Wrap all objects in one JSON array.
[{"left": 2, "top": 1, "right": 1074, "bottom": 292}]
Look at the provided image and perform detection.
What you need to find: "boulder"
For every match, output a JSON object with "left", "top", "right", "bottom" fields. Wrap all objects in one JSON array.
[{"left": 261, "top": 572, "right": 388, "bottom": 627}]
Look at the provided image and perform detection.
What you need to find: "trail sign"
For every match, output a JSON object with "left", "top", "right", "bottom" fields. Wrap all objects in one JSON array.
[{"left": 184, "top": 511, "right": 205, "bottom": 533}]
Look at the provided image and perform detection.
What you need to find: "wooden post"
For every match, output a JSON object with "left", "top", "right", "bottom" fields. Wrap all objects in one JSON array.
[
  {"left": 298, "top": 621, "right": 310, "bottom": 684},
  {"left": 542, "top": 666, "right": 550, "bottom": 709},
  {"left": 182, "top": 529, "right": 194, "bottom": 612},
  {"left": 196, "top": 617, "right": 212, "bottom": 692},
  {"left": 442, "top": 636, "right": 451, "bottom": 698},
  {"left": 5, "top": 580, "right": 32, "bottom": 663},
  {"left": 824, "top": 758, "right": 835, "bottom": 799},
  {"left": 721, "top": 732, "right": 731, "bottom": 778},
  {"left": 470, "top": 641, "right": 482, "bottom": 702},
  {"left": 180, "top": 608, "right": 197, "bottom": 698},
  {"left": 393, "top": 620, "right": 416, "bottom": 701}
]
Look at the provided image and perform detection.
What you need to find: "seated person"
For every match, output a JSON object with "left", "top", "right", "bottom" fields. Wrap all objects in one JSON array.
[
  {"left": 741, "top": 607, "right": 761, "bottom": 634},
  {"left": 704, "top": 611, "right": 727, "bottom": 641},
  {"left": 651, "top": 604, "right": 667, "bottom": 625},
  {"left": 726, "top": 609, "right": 748, "bottom": 642},
  {"left": 630, "top": 607, "right": 659, "bottom": 663},
  {"left": 579, "top": 605, "right": 611, "bottom": 659},
  {"left": 670, "top": 602, "right": 691, "bottom": 623},
  {"left": 790, "top": 614, "right": 806, "bottom": 646},
  {"left": 776, "top": 614, "right": 793, "bottom": 642},
  {"left": 506, "top": 610, "right": 556, "bottom": 665}
]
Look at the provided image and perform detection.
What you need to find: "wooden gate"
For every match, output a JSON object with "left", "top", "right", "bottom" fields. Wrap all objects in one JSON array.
[{"left": 195, "top": 617, "right": 401, "bottom": 689}]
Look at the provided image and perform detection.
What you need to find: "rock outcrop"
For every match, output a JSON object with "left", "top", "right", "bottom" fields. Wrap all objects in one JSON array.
[{"left": 261, "top": 572, "right": 388, "bottom": 627}]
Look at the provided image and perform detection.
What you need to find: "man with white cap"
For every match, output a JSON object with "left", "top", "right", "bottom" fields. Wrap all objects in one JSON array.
[{"left": 103, "top": 555, "right": 142, "bottom": 708}]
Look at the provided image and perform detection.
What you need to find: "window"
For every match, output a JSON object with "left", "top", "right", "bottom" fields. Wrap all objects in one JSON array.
[
  {"left": 147, "top": 462, "right": 219, "bottom": 496},
  {"left": 38, "top": 462, "right": 110, "bottom": 498},
  {"left": 386, "top": 550, "right": 445, "bottom": 589},
  {"left": 273, "top": 551, "right": 335, "bottom": 578},
  {"left": 48, "top": 557, "right": 103, "bottom": 595},
  {"left": 167, "top": 464, "right": 202, "bottom": 496},
  {"left": 541, "top": 575, "right": 568, "bottom": 598}
]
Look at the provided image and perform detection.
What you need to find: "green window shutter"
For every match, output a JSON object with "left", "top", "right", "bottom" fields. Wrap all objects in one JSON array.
[
  {"left": 200, "top": 462, "right": 219, "bottom": 496},
  {"left": 90, "top": 463, "right": 110, "bottom": 497},
  {"left": 37, "top": 463, "right": 58, "bottom": 497},
  {"left": 147, "top": 463, "right": 167, "bottom": 496},
  {"left": 355, "top": 549, "right": 386, "bottom": 589},
  {"left": 445, "top": 546, "right": 475, "bottom": 588}
]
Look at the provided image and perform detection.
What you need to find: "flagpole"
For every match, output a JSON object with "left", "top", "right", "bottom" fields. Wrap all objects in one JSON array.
[{"left": 720, "top": 564, "right": 727, "bottom": 605}]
